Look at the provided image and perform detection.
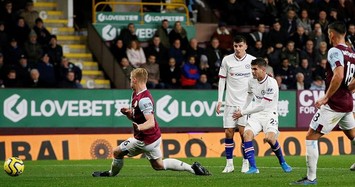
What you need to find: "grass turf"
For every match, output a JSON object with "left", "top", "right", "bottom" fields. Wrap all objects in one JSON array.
[{"left": 1, "top": 155, "right": 354, "bottom": 187}]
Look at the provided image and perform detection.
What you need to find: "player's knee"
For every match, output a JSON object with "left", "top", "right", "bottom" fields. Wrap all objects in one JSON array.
[
  {"left": 243, "top": 130, "right": 253, "bottom": 141},
  {"left": 264, "top": 137, "right": 274, "bottom": 144}
]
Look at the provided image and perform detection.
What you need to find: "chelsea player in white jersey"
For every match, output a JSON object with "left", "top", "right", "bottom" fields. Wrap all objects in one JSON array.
[
  {"left": 216, "top": 35, "right": 255, "bottom": 173},
  {"left": 233, "top": 58, "right": 292, "bottom": 174}
]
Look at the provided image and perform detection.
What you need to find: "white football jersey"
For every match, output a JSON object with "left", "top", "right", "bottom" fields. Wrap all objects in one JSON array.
[
  {"left": 219, "top": 53, "right": 255, "bottom": 106},
  {"left": 247, "top": 75, "right": 279, "bottom": 114}
]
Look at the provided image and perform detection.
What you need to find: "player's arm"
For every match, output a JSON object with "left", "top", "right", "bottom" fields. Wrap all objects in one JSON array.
[
  {"left": 134, "top": 97, "right": 155, "bottom": 131},
  {"left": 242, "top": 79, "right": 253, "bottom": 110},
  {"left": 134, "top": 113, "right": 155, "bottom": 131},
  {"left": 240, "top": 99, "right": 268, "bottom": 115},
  {"left": 216, "top": 77, "right": 226, "bottom": 114}
]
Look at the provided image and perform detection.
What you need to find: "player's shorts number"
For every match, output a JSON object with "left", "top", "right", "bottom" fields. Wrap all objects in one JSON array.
[{"left": 313, "top": 112, "right": 320, "bottom": 122}]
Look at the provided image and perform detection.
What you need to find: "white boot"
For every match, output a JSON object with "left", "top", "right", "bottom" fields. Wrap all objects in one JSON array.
[{"left": 241, "top": 159, "right": 249, "bottom": 173}]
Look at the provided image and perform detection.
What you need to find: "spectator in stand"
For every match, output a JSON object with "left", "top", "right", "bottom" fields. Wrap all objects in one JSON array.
[
  {"left": 0, "top": 22, "right": 8, "bottom": 51},
  {"left": 27, "top": 68, "right": 44, "bottom": 88},
  {"left": 118, "top": 23, "right": 138, "bottom": 47},
  {"left": 280, "top": 40, "right": 300, "bottom": 68},
  {"left": 264, "top": 57, "right": 274, "bottom": 77},
  {"left": 309, "top": 22, "right": 327, "bottom": 50},
  {"left": 299, "top": 0, "right": 318, "bottom": 22},
  {"left": 37, "top": 53, "right": 56, "bottom": 88},
  {"left": 155, "top": 19, "right": 170, "bottom": 49},
  {"left": 205, "top": 38, "right": 223, "bottom": 86},
  {"left": 247, "top": 40, "right": 267, "bottom": 58},
  {"left": 328, "top": 8, "right": 339, "bottom": 24},
  {"left": 24, "top": 30, "right": 43, "bottom": 67},
  {"left": 111, "top": 39, "right": 127, "bottom": 63},
  {"left": 317, "top": 0, "right": 337, "bottom": 15},
  {"left": 281, "top": 0, "right": 300, "bottom": 15},
  {"left": 266, "top": 19, "right": 288, "bottom": 67},
  {"left": 141, "top": 54, "right": 163, "bottom": 89},
  {"left": 316, "top": 10, "right": 329, "bottom": 34},
  {"left": 346, "top": 23, "right": 355, "bottom": 49},
  {"left": 186, "top": 38, "right": 205, "bottom": 67},
  {"left": 120, "top": 57, "right": 134, "bottom": 89},
  {"left": 161, "top": 57, "right": 181, "bottom": 89},
  {"left": 309, "top": 75, "right": 325, "bottom": 91},
  {"left": 280, "top": 8, "right": 298, "bottom": 38},
  {"left": 58, "top": 71, "right": 83, "bottom": 88},
  {"left": 294, "top": 72, "right": 306, "bottom": 90},
  {"left": 313, "top": 58, "right": 327, "bottom": 80},
  {"left": 195, "top": 73, "right": 211, "bottom": 89},
  {"left": 16, "top": 54, "right": 32, "bottom": 87},
  {"left": 12, "top": 17, "right": 31, "bottom": 47},
  {"left": 296, "top": 9, "right": 313, "bottom": 36},
  {"left": 59, "top": 56, "right": 82, "bottom": 83},
  {"left": 246, "top": 0, "right": 266, "bottom": 25},
  {"left": 186, "top": 0, "right": 206, "bottom": 23},
  {"left": 169, "top": 39, "right": 185, "bottom": 67},
  {"left": 3, "top": 69, "right": 20, "bottom": 88},
  {"left": 264, "top": 0, "right": 279, "bottom": 26},
  {"left": 211, "top": 22, "right": 233, "bottom": 55},
  {"left": 45, "top": 35, "right": 63, "bottom": 67},
  {"left": 144, "top": 35, "right": 168, "bottom": 67},
  {"left": 126, "top": 40, "right": 146, "bottom": 68},
  {"left": 181, "top": 55, "right": 199, "bottom": 89},
  {"left": 336, "top": 0, "right": 355, "bottom": 23},
  {"left": 275, "top": 75, "right": 287, "bottom": 90},
  {"left": 33, "top": 18, "right": 51, "bottom": 47},
  {"left": 316, "top": 41, "right": 328, "bottom": 60},
  {"left": 0, "top": 1, "right": 16, "bottom": 35},
  {"left": 248, "top": 23, "right": 268, "bottom": 47},
  {"left": 274, "top": 58, "right": 296, "bottom": 89},
  {"left": 289, "top": 26, "right": 308, "bottom": 51},
  {"left": 19, "top": 1, "right": 39, "bottom": 29},
  {"left": 198, "top": 55, "right": 214, "bottom": 86},
  {"left": 300, "top": 39, "right": 320, "bottom": 70},
  {"left": 295, "top": 58, "right": 312, "bottom": 89},
  {"left": 0, "top": 53, "right": 7, "bottom": 85},
  {"left": 169, "top": 21, "right": 189, "bottom": 51},
  {"left": 4, "top": 38, "right": 23, "bottom": 65},
  {"left": 218, "top": 0, "right": 247, "bottom": 26}
]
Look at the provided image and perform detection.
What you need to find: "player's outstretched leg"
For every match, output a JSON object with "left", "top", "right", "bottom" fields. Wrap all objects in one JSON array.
[
  {"left": 222, "top": 138, "right": 235, "bottom": 173},
  {"left": 92, "top": 158, "right": 123, "bottom": 177},
  {"left": 191, "top": 162, "right": 211, "bottom": 175},
  {"left": 269, "top": 140, "right": 292, "bottom": 173}
]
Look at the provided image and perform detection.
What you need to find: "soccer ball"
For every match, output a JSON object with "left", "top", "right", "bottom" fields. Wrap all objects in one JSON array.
[{"left": 3, "top": 157, "right": 24, "bottom": 176}]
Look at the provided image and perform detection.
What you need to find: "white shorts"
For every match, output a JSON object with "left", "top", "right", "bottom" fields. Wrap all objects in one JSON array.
[
  {"left": 244, "top": 112, "right": 279, "bottom": 137},
  {"left": 223, "top": 105, "right": 247, "bottom": 128},
  {"left": 310, "top": 105, "right": 355, "bottom": 134},
  {"left": 119, "top": 137, "right": 162, "bottom": 160}
]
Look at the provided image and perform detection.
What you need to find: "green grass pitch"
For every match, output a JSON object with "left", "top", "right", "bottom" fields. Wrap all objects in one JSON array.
[{"left": 1, "top": 155, "right": 354, "bottom": 187}]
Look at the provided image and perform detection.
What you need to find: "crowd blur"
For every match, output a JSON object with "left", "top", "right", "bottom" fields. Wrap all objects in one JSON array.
[{"left": 0, "top": 0, "right": 82, "bottom": 88}]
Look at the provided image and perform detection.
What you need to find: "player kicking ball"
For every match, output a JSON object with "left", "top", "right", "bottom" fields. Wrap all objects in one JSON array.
[
  {"left": 233, "top": 58, "right": 292, "bottom": 174},
  {"left": 92, "top": 68, "right": 210, "bottom": 177}
]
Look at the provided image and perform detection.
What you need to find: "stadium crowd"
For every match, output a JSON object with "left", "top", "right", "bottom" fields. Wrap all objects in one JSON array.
[
  {"left": 0, "top": 0, "right": 82, "bottom": 88},
  {"left": 1, "top": 0, "right": 355, "bottom": 90}
]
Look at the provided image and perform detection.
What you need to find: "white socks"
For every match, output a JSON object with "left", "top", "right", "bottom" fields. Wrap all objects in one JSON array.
[
  {"left": 110, "top": 158, "right": 123, "bottom": 176},
  {"left": 163, "top": 158, "right": 194, "bottom": 174},
  {"left": 226, "top": 158, "right": 233, "bottom": 166},
  {"left": 306, "top": 140, "right": 318, "bottom": 181}
]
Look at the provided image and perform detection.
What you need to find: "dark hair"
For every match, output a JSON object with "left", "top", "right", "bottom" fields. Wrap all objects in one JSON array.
[
  {"left": 233, "top": 35, "right": 247, "bottom": 43},
  {"left": 251, "top": 57, "right": 266, "bottom": 67},
  {"left": 328, "top": 21, "right": 346, "bottom": 35}
]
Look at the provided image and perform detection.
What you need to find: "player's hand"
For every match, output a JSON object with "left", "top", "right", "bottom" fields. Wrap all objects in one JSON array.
[
  {"left": 216, "top": 102, "right": 222, "bottom": 114},
  {"left": 232, "top": 109, "right": 242, "bottom": 120},
  {"left": 120, "top": 108, "right": 131, "bottom": 116},
  {"left": 132, "top": 122, "right": 140, "bottom": 131},
  {"left": 315, "top": 96, "right": 328, "bottom": 109}
]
